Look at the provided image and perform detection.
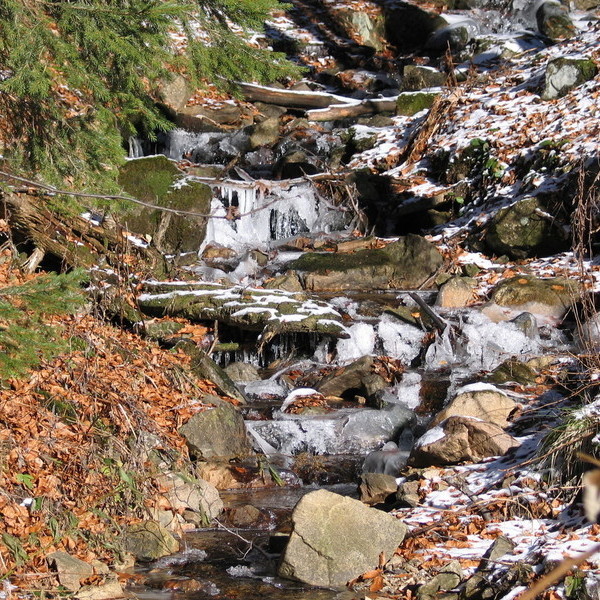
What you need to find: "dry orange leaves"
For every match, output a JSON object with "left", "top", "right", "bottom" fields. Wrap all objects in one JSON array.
[{"left": 0, "top": 292, "right": 231, "bottom": 578}]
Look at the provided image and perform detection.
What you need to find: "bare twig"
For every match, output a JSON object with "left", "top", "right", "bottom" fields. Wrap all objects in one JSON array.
[{"left": 519, "top": 542, "right": 600, "bottom": 600}]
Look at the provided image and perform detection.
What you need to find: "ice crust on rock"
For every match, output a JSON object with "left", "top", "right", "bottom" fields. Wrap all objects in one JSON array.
[{"left": 425, "top": 311, "right": 541, "bottom": 372}]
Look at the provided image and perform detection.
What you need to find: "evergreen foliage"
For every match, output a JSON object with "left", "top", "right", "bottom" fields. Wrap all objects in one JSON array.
[
  {"left": 0, "top": 0, "right": 300, "bottom": 190},
  {"left": 0, "top": 270, "right": 87, "bottom": 379}
]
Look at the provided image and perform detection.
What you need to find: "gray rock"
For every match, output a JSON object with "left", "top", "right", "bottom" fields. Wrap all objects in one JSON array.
[
  {"left": 334, "top": 8, "right": 387, "bottom": 52},
  {"left": 179, "top": 395, "right": 253, "bottom": 460},
  {"left": 510, "top": 312, "right": 539, "bottom": 338},
  {"left": 484, "top": 535, "right": 516, "bottom": 564},
  {"left": 484, "top": 197, "right": 569, "bottom": 259},
  {"left": 156, "top": 472, "right": 223, "bottom": 522},
  {"left": 411, "top": 416, "right": 520, "bottom": 466},
  {"left": 124, "top": 521, "right": 180, "bottom": 562},
  {"left": 47, "top": 552, "right": 93, "bottom": 592},
  {"left": 541, "top": 57, "right": 598, "bottom": 100},
  {"left": 362, "top": 441, "right": 410, "bottom": 476},
  {"left": 247, "top": 117, "right": 281, "bottom": 149},
  {"left": 76, "top": 577, "right": 124, "bottom": 600},
  {"left": 359, "top": 472, "right": 399, "bottom": 504},
  {"left": 397, "top": 479, "right": 421, "bottom": 507},
  {"left": 278, "top": 489, "right": 407, "bottom": 588},
  {"left": 418, "top": 571, "right": 462, "bottom": 599},
  {"left": 317, "top": 355, "right": 387, "bottom": 400},
  {"left": 435, "top": 277, "right": 476, "bottom": 308},
  {"left": 224, "top": 362, "right": 261, "bottom": 383},
  {"left": 430, "top": 384, "right": 516, "bottom": 429}
]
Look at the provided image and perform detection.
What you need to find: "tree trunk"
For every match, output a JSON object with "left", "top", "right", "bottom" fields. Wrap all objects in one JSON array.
[{"left": 1, "top": 190, "right": 165, "bottom": 273}]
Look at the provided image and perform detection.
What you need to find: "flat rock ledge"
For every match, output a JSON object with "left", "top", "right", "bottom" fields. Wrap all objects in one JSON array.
[
  {"left": 138, "top": 281, "right": 349, "bottom": 341},
  {"left": 278, "top": 489, "right": 407, "bottom": 588}
]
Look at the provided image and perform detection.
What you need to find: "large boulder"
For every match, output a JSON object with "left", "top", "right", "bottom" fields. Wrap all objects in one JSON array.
[
  {"left": 179, "top": 396, "right": 253, "bottom": 460},
  {"left": 484, "top": 197, "right": 569, "bottom": 259},
  {"left": 430, "top": 383, "right": 517, "bottom": 428},
  {"left": 411, "top": 416, "right": 520, "bottom": 466},
  {"left": 118, "top": 156, "right": 212, "bottom": 254},
  {"left": 541, "top": 57, "right": 598, "bottom": 100},
  {"left": 278, "top": 489, "right": 407, "bottom": 588},
  {"left": 291, "top": 235, "right": 443, "bottom": 292}
]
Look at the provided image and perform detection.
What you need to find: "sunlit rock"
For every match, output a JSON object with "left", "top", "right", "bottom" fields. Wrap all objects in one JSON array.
[
  {"left": 541, "top": 56, "right": 598, "bottom": 100},
  {"left": 411, "top": 416, "right": 520, "bottom": 466},
  {"left": 278, "top": 489, "right": 407, "bottom": 587},
  {"left": 429, "top": 382, "right": 517, "bottom": 428}
]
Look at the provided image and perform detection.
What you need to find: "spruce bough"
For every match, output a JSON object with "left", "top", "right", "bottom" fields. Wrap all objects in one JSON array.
[{"left": 0, "top": 0, "right": 299, "bottom": 191}]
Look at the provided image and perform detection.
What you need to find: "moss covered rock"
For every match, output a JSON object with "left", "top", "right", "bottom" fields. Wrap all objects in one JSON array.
[
  {"left": 484, "top": 197, "right": 569, "bottom": 259},
  {"left": 402, "top": 65, "right": 446, "bottom": 91},
  {"left": 118, "top": 156, "right": 212, "bottom": 254},
  {"left": 541, "top": 57, "right": 598, "bottom": 100},
  {"left": 490, "top": 275, "right": 578, "bottom": 320},
  {"left": 396, "top": 91, "right": 439, "bottom": 116},
  {"left": 536, "top": 2, "right": 576, "bottom": 42},
  {"left": 290, "top": 235, "right": 443, "bottom": 291}
]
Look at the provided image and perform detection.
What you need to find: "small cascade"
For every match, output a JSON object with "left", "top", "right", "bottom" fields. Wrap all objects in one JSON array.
[{"left": 127, "top": 136, "right": 145, "bottom": 158}]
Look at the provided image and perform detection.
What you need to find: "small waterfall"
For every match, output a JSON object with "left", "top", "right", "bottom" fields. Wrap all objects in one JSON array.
[{"left": 128, "top": 136, "right": 145, "bottom": 158}]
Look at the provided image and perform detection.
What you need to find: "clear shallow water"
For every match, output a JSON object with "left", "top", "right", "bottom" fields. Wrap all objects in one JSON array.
[{"left": 131, "top": 484, "right": 360, "bottom": 600}]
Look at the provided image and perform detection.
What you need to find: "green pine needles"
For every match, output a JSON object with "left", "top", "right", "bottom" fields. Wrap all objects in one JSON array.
[
  {"left": 0, "top": 269, "right": 87, "bottom": 380},
  {"left": 0, "top": 0, "right": 300, "bottom": 190}
]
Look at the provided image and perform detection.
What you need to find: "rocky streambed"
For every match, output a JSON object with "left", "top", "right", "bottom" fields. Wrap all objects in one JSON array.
[{"left": 83, "top": 1, "right": 600, "bottom": 598}]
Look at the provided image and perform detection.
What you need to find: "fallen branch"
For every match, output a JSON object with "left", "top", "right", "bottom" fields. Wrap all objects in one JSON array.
[
  {"left": 237, "top": 81, "right": 357, "bottom": 109},
  {"left": 306, "top": 97, "right": 398, "bottom": 121}
]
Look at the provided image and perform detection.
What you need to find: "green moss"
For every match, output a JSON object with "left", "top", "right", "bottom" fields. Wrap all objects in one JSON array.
[
  {"left": 117, "top": 158, "right": 211, "bottom": 253},
  {"left": 117, "top": 156, "right": 182, "bottom": 208},
  {"left": 290, "top": 248, "right": 391, "bottom": 272},
  {"left": 396, "top": 91, "right": 439, "bottom": 116}
]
